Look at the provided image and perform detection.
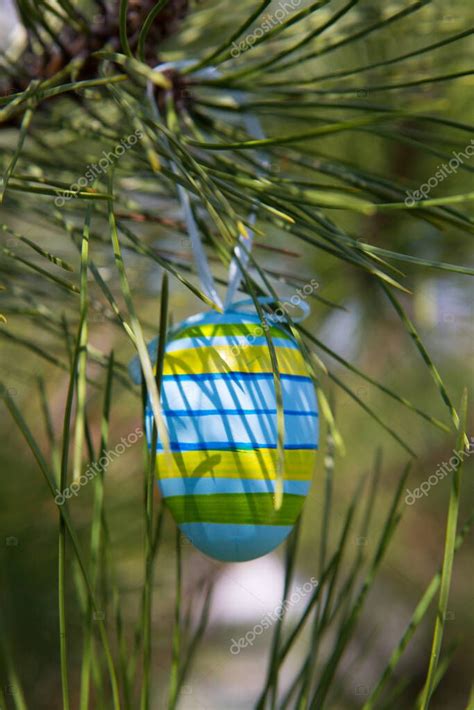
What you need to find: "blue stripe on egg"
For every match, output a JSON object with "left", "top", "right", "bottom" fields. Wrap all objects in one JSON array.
[{"left": 146, "top": 308, "right": 319, "bottom": 562}]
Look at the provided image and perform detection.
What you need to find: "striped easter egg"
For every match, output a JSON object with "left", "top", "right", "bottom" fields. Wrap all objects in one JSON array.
[{"left": 145, "top": 309, "right": 319, "bottom": 562}]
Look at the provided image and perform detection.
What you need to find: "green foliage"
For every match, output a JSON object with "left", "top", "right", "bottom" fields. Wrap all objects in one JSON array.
[{"left": 0, "top": 0, "right": 472, "bottom": 708}]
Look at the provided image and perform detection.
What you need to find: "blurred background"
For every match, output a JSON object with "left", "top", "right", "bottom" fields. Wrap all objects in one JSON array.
[{"left": 0, "top": 1, "right": 473, "bottom": 708}]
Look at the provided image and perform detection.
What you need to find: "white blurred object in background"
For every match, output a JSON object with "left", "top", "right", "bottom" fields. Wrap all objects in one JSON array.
[
  {"left": 0, "top": 0, "right": 25, "bottom": 57},
  {"left": 210, "top": 555, "right": 285, "bottom": 626}
]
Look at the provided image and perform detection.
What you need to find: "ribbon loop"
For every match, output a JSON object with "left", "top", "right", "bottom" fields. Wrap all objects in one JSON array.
[
  {"left": 146, "top": 62, "right": 312, "bottom": 323},
  {"left": 147, "top": 62, "right": 224, "bottom": 311},
  {"left": 229, "top": 296, "right": 310, "bottom": 324}
]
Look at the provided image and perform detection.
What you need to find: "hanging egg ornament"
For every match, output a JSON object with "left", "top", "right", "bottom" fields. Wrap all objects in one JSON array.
[{"left": 145, "top": 308, "right": 319, "bottom": 562}]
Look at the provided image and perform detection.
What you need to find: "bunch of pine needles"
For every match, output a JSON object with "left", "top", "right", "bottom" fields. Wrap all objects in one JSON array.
[{"left": 0, "top": 0, "right": 473, "bottom": 707}]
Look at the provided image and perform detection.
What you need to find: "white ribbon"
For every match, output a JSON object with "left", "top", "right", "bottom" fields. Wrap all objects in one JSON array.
[
  {"left": 147, "top": 63, "right": 273, "bottom": 313},
  {"left": 147, "top": 61, "right": 224, "bottom": 311},
  {"left": 141, "top": 60, "right": 314, "bottom": 341},
  {"left": 229, "top": 296, "right": 310, "bottom": 323},
  {"left": 224, "top": 100, "right": 270, "bottom": 310}
]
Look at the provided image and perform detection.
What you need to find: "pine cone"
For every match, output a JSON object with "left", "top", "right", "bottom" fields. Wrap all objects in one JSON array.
[{"left": 1, "top": 0, "right": 190, "bottom": 97}]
